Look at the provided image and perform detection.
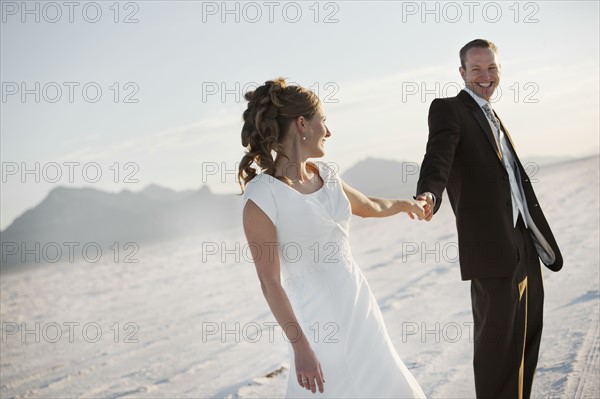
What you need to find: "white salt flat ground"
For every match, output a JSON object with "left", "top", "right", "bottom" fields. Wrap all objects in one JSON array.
[{"left": 1, "top": 155, "right": 598, "bottom": 398}]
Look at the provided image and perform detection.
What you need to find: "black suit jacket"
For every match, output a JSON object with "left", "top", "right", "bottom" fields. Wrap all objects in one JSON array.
[{"left": 416, "top": 90, "right": 563, "bottom": 280}]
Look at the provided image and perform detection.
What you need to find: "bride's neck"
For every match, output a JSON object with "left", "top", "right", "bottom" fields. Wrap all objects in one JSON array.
[{"left": 274, "top": 157, "right": 311, "bottom": 181}]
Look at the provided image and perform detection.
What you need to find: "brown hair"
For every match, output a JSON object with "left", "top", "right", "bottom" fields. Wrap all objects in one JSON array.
[
  {"left": 459, "top": 39, "right": 499, "bottom": 69},
  {"left": 238, "top": 78, "right": 321, "bottom": 191}
]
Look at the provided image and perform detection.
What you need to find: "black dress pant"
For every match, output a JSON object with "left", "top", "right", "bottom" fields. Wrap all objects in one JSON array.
[{"left": 470, "top": 215, "right": 544, "bottom": 399}]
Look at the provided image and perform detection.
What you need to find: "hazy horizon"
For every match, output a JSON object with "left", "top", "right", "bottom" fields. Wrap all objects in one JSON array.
[{"left": 2, "top": 152, "right": 596, "bottom": 233}]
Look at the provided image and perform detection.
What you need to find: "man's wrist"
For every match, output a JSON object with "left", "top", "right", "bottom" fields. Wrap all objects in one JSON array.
[{"left": 415, "top": 192, "right": 436, "bottom": 206}]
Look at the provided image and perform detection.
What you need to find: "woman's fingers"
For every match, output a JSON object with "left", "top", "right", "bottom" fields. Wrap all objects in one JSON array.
[
  {"left": 298, "top": 374, "right": 309, "bottom": 390},
  {"left": 414, "top": 200, "right": 428, "bottom": 220},
  {"left": 295, "top": 349, "right": 325, "bottom": 393},
  {"left": 316, "top": 373, "right": 325, "bottom": 393},
  {"left": 297, "top": 374, "right": 325, "bottom": 394},
  {"left": 301, "top": 375, "right": 315, "bottom": 392},
  {"left": 309, "top": 376, "right": 317, "bottom": 393},
  {"left": 299, "top": 374, "right": 313, "bottom": 391},
  {"left": 415, "top": 203, "right": 425, "bottom": 220}
]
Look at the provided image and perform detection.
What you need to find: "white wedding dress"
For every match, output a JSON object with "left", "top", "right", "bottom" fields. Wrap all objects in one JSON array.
[{"left": 243, "top": 161, "right": 426, "bottom": 398}]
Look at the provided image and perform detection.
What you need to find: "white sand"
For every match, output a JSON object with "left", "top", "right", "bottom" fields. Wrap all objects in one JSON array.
[{"left": 1, "top": 155, "right": 598, "bottom": 398}]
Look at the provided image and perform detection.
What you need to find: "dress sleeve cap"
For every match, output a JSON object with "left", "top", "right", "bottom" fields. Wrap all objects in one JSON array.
[{"left": 242, "top": 176, "right": 277, "bottom": 225}]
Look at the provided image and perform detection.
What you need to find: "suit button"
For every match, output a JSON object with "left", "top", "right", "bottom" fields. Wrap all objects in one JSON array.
[
  {"left": 503, "top": 176, "right": 508, "bottom": 181},
  {"left": 534, "top": 203, "right": 539, "bottom": 207}
]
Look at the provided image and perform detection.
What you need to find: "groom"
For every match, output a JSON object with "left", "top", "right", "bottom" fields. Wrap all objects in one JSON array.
[{"left": 415, "top": 39, "right": 563, "bottom": 399}]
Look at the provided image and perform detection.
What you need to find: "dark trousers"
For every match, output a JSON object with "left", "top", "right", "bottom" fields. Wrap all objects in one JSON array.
[{"left": 470, "top": 215, "right": 544, "bottom": 399}]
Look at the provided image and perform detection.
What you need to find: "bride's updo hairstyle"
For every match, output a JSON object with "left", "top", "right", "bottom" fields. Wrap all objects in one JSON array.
[{"left": 238, "top": 78, "right": 320, "bottom": 191}]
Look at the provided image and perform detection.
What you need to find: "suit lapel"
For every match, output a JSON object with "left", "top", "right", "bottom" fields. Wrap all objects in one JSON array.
[
  {"left": 474, "top": 107, "right": 503, "bottom": 162},
  {"left": 496, "top": 113, "right": 517, "bottom": 155},
  {"left": 458, "top": 90, "right": 503, "bottom": 162},
  {"left": 496, "top": 113, "right": 527, "bottom": 179}
]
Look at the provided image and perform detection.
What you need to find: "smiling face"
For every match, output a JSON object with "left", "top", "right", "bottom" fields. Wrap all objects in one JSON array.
[
  {"left": 303, "top": 106, "right": 331, "bottom": 158},
  {"left": 459, "top": 47, "right": 500, "bottom": 101}
]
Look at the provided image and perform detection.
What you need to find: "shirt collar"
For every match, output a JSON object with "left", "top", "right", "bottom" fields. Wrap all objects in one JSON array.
[{"left": 462, "top": 86, "right": 489, "bottom": 108}]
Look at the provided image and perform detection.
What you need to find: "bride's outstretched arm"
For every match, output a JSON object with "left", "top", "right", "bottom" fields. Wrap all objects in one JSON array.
[
  {"left": 242, "top": 200, "right": 325, "bottom": 394},
  {"left": 341, "top": 180, "right": 429, "bottom": 219}
]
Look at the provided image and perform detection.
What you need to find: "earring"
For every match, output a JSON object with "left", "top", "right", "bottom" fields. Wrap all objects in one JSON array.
[{"left": 302, "top": 136, "right": 306, "bottom": 141}]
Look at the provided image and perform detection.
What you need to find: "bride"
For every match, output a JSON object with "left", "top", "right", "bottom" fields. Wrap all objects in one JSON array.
[{"left": 238, "top": 78, "right": 428, "bottom": 398}]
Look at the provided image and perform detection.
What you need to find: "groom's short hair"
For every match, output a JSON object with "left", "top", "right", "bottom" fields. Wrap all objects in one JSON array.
[{"left": 459, "top": 39, "right": 498, "bottom": 69}]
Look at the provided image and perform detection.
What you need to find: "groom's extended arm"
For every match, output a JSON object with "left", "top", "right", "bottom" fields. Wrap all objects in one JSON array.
[{"left": 416, "top": 98, "right": 461, "bottom": 216}]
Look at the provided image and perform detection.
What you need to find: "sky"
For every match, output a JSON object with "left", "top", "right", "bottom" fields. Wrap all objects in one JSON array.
[{"left": 1, "top": 0, "right": 599, "bottom": 230}]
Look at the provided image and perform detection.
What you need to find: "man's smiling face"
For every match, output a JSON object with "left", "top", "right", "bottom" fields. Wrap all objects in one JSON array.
[{"left": 460, "top": 47, "right": 500, "bottom": 101}]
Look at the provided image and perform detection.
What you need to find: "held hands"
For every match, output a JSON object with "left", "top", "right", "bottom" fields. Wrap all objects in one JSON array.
[
  {"left": 403, "top": 199, "right": 429, "bottom": 220},
  {"left": 294, "top": 343, "right": 325, "bottom": 394},
  {"left": 415, "top": 193, "right": 434, "bottom": 221}
]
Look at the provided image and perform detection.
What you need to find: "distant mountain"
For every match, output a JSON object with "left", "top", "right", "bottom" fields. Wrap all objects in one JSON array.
[
  {"left": 0, "top": 184, "right": 241, "bottom": 270},
  {"left": 3, "top": 155, "right": 592, "bottom": 271},
  {"left": 138, "top": 183, "right": 198, "bottom": 202},
  {"left": 339, "top": 155, "right": 581, "bottom": 198},
  {"left": 341, "top": 157, "right": 420, "bottom": 198}
]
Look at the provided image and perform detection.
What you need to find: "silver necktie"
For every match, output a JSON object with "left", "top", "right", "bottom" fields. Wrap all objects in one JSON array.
[{"left": 482, "top": 103, "right": 503, "bottom": 160}]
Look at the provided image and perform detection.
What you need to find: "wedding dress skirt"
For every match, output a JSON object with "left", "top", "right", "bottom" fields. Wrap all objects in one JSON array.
[{"left": 243, "top": 161, "right": 426, "bottom": 398}]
